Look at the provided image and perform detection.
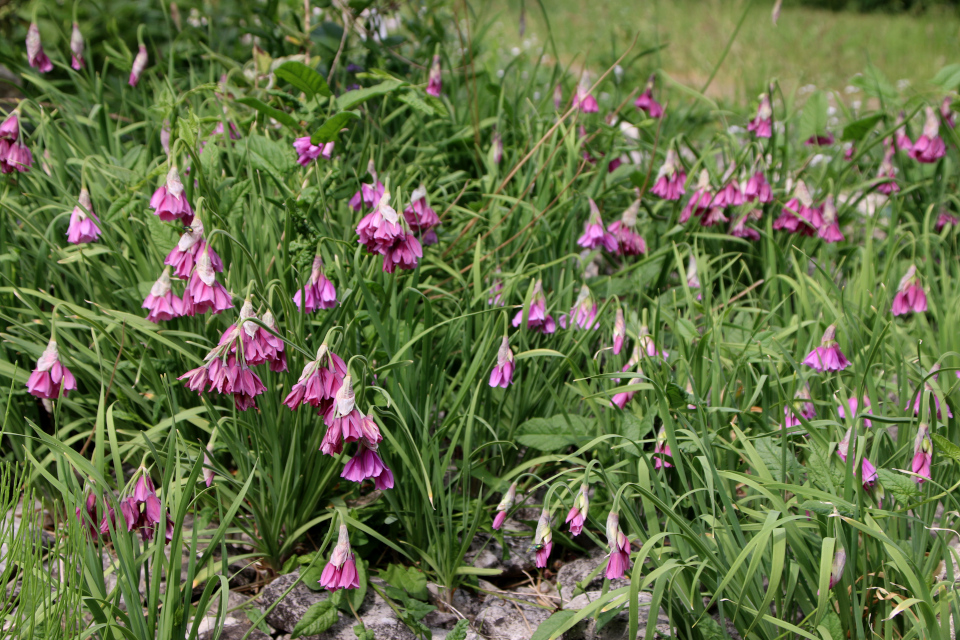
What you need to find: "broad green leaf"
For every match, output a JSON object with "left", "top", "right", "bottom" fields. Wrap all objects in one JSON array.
[
  {"left": 933, "top": 433, "right": 960, "bottom": 464},
  {"left": 754, "top": 437, "right": 803, "bottom": 481},
  {"left": 336, "top": 79, "right": 406, "bottom": 110},
  {"left": 932, "top": 63, "right": 960, "bottom": 90},
  {"left": 798, "top": 90, "right": 828, "bottom": 143},
  {"left": 310, "top": 111, "right": 361, "bottom": 144},
  {"left": 515, "top": 415, "right": 593, "bottom": 451},
  {"left": 292, "top": 599, "right": 339, "bottom": 638},
  {"left": 245, "top": 134, "right": 296, "bottom": 176},
  {"left": 397, "top": 91, "right": 436, "bottom": 116},
  {"left": 876, "top": 468, "right": 923, "bottom": 504},
  {"left": 381, "top": 564, "right": 429, "bottom": 600},
  {"left": 274, "top": 61, "right": 332, "bottom": 98},
  {"left": 842, "top": 114, "right": 883, "bottom": 141},
  {"left": 236, "top": 97, "right": 300, "bottom": 130},
  {"left": 446, "top": 619, "right": 469, "bottom": 640}
]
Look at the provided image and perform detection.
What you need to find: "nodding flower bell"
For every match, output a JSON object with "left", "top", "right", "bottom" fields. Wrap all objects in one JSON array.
[
  {"left": 219, "top": 298, "right": 267, "bottom": 365},
  {"left": 605, "top": 511, "right": 631, "bottom": 579},
  {"left": 651, "top": 150, "right": 686, "bottom": 201},
  {"left": 293, "top": 137, "right": 334, "bottom": 166},
  {"left": 357, "top": 190, "right": 404, "bottom": 254},
  {"left": 817, "top": 195, "right": 844, "bottom": 243},
  {"left": 533, "top": 508, "right": 553, "bottom": 568},
  {"left": 319, "top": 524, "right": 360, "bottom": 591},
  {"left": 876, "top": 144, "right": 899, "bottom": 195},
  {"left": 70, "top": 23, "right": 85, "bottom": 70},
  {"left": 512, "top": 279, "right": 556, "bottom": 334},
  {"left": 283, "top": 343, "right": 348, "bottom": 412},
  {"left": 612, "top": 308, "right": 626, "bottom": 355},
  {"left": 577, "top": 199, "right": 618, "bottom": 253},
  {"left": 607, "top": 197, "right": 646, "bottom": 256},
  {"left": 178, "top": 344, "right": 266, "bottom": 411},
  {"left": 27, "top": 340, "right": 77, "bottom": 400},
  {"left": 349, "top": 166, "right": 385, "bottom": 212},
  {"left": 26, "top": 23, "right": 53, "bottom": 73},
  {"left": 426, "top": 54, "right": 442, "bottom": 97},
  {"left": 0, "top": 112, "right": 19, "bottom": 141},
  {"left": 913, "top": 424, "right": 932, "bottom": 484},
  {"left": 910, "top": 107, "right": 946, "bottom": 164},
  {"left": 637, "top": 325, "right": 667, "bottom": 359},
  {"left": 492, "top": 130, "right": 504, "bottom": 165},
  {"left": 203, "top": 447, "right": 215, "bottom": 488},
  {"left": 937, "top": 209, "right": 959, "bottom": 231},
  {"left": 120, "top": 471, "right": 170, "bottom": 543},
  {"left": 0, "top": 111, "right": 33, "bottom": 174},
  {"left": 489, "top": 336, "right": 515, "bottom": 388},
  {"left": 260, "top": 310, "right": 287, "bottom": 372},
  {"left": 686, "top": 256, "right": 701, "bottom": 296},
  {"left": 142, "top": 268, "right": 184, "bottom": 322},
  {"left": 711, "top": 172, "right": 744, "bottom": 209},
  {"left": 566, "top": 484, "right": 589, "bottom": 537},
  {"left": 941, "top": 96, "right": 956, "bottom": 129},
  {"left": 492, "top": 482, "right": 516, "bottom": 530},
  {"left": 747, "top": 93, "right": 773, "bottom": 138},
  {"left": 183, "top": 249, "right": 232, "bottom": 315},
  {"left": 165, "top": 218, "right": 223, "bottom": 279},
  {"left": 151, "top": 166, "right": 194, "bottom": 223},
  {"left": 680, "top": 170, "right": 713, "bottom": 224},
  {"left": 294, "top": 255, "right": 338, "bottom": 312},
  {"left": 784, "top": 385, "right": 815, "bottom": 428},
  {"left": 892, "top": 265, "right": 927, "bottom": 316},
  {"left": 803, "top": 324, "right": 850, "bottom": 372},
  {"left": 774, "top": 180, "right": 821, "bottom": 236},
  {"left": 743, "top": 170, "right": 773, "bottom": 204},
  {"left": 403, "top": 185, "right": 441, "bottom": 246},
  {"left": 572, "top": 82, "right": 598, "bottom": 113},
  {"left": 611, "top": 346, "right": 643, "bottom": 409},
  {"left": 837, "top": 395, "right": 871, "bottom": 428},
  {"left": 654, "top": 426, "right": 672, "bottom": 470},
  {"left": 893, "top": 111, "right": 912, "bottom": 152},
  {"left": 129, "top": 45, "right": 148, "bottom": 87},
  {"left": 562, "top": 284, "right": 599, "bottom": 330},
  {"left": 729, "top": 209, "right": 762, "bottom": 241},
  {"left": 908, "top": 365, "right": 952, "bottom": 420},
  {"left": 66, "top": 188, "right": 102, "bottom": 244},
  {"left": 381, "top": 216, "right": 423, "bottom": 273},
  {"left": 634, "top": 74, "right": 663, "bottom": 118},
  {"left": 828, "top": 549, "right": 846, "bottom": 589},
  {"left": 76, "top": 491, "right": 115, "bottom": 538},
  {"left": 320, "top": 375, "right": 368, "bottom": 455},
  {"left": 341, "top": 439, "right": 394, "bottom": 490}
]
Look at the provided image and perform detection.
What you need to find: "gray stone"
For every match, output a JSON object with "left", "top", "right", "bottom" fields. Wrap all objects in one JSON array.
[
  {"left": 475, "top": 601, "right": 553, "bottom": 640},
  {"left": 463, "top": 520, "right": 538, "bottom": 578},
  {"left": 555, "top": 554, "right": 629, "bottom": 601},
  {"left": 261, "top": 569, "right": 327, "bottom": 633}
]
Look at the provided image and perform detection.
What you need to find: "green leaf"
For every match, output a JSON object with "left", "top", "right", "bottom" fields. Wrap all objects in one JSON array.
[
  {"left": 274, "top": 61, "right": 332, "bottom": 99},
  {"left": 665, "top": 382, "right": 689, "bottom": 409},
  {"left": 804, "top": 442, "right": 843, "bottom": 492},
  {"left": 876, "top": 468, "right": 923, "bottom": 505},
  {"left": 291, "top": 598, "right": 339, "bottom": 638},
  {"left": 851, "top": 64, "right": 897, "bottom": 100},
  {"left": 381, "top": 564, "right": 429, "bottom": 601},
  {"left": 933, "top": 433, "right": 960, "bottom": 464},
  {"left": 932, "top": 63, "right": 960, "bottom": 90},
  {"left": 842, "top": 114, "right": 883, "bottom": 141},
  {"left": 819, "top": 612, "right": 843, "bottom": 640},
  {"left": 397, "top": 91, "right": 436, "bottom": 116},
  {"left": 236, "top": 97, "right": 300, "bottom": 130},
  {"left": 754, "top": 437, "right": 803, "bottom": 481},
  {"left": 353, "top": 624, "right": 376, "bottom": 640},
  {"left": 446, "top": 619, "right": 469, "bottom": 640},
  {"left": 310, "top": 111, "right": 361, "bottom": 144},
  {"left": 621, "top": 413, "right": 654, "bottom": 457},
  {"left": 797, "top": 90, "right": 828, "bottom": 143},
  {"left": 515, "top": 415, "right": 593, "bottom": 451},
  {"left": 530, "top": 610, "right": 578, "bottom": 640},
  {"left": 799, "top": 499, "right": 856, "bottom": 519},
  {"left": 336, "top": 79, "right": 406, "bottom": 110},
  {"left": 245, "top": 134, "right": 296, "bottom": 177},
  {"left": 695, "top": 616, "right": 727, "bottom": 640}
]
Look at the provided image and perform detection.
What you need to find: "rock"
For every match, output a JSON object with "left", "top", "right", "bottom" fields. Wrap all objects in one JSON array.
[
  {"left": 427, "top": 582, "right": 484, "bottom": 618},
  {"left": 463, "top": 521, "right": 537, "bottom": 578},
  {"left": 261, "top": 569, "right": 327, "bottom": 633},
  {"left": 475, "top": 601, "right": 553, "bottom": 640},
  {"left": 555, "top": 554, "right": 628, "bottom": 601},
  {"left": 423, "top": 609, "right": 460, "bottom": 629},
  {"left": 565, "top": 591, "right": 669, "bottom": 640},
  {"left": 198, "top": 620, "right": 271, "bottom": 640}
]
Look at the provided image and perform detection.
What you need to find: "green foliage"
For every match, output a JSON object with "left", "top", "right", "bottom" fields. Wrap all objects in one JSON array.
[{"left": 292, "top": 598, "right": 340, "bottom": 638}]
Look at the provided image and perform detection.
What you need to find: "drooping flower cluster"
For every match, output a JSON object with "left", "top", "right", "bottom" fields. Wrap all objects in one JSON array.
[
  {"left": 747, "top": 93, "right": 773, "bottom": 138},
  {"left": 774, "top": 180, "right": 822, "bottom": 237},
  {"left": 492, "top": 482, "right": 516, "bottom": 530},
  {"left": 803, "top": 325, "right": 850, "bottom": 372},
  {"left": 0, "top": 111, "right": 34, "bottom": 174},
  {"left": 634, "top": 74, "right": 663, "bottom": 118},
  {"left": 319, "top": 524, "right": 361, "bottom": 591},
  {"left": 565, "top": 484, "right": 589, "bottom": 537},
  {"left": 512, "top": 279, "right": 556, "bottom": 333},
  {"left": 533, "top": 508, "right": 553, "bottom": 568},
  {"left": 26, "top": 23, "right": 53, "bottom": 73},
  {"left": 910, "top": 107, "right": 946, "bottom": 164},
  {"left": 891, "top": 265, "right": 927, "bottom": 316},
  {"left": 403, "top": 185, "right": 441, "bottom": 245},
  {"left": 561, "top": 284, "right": 600, "bottom": 330},
  {"left": 76, "top": 492, "right": 115, "bottom": 539},
  {"left": 66, "top": 188, "right": 101, "bottom": 244},
  {"left": 784, "top": 385, "right": 816, "bottom": 428},
  {"left": 294, "top": 255, "right": 338, "bottom": 312},
  {"left": 606, "top": 197, "right": 646, "bottom": 255},
  {"left": 356, "top": 191, "right": 423, "bottom": 273},
  {"left": 651, "top": 150, "right": 686, "bottom": 201},
  {"left": 27, "top": 340, "right": 77, "bottom": 400},
  {"left": 577, "top": 199, "right": 618, "bottom": 252},
  {"left": 489, "top": 336, "right": 515, "bottom": 388},
  {"left": 120, "top": 473, "right": 172, "bottom": 543},
  {"left": 605, "top": 511, "right": 631, "bottom": 579},
  {"left": 293, "top": 137, "right": 334, "bottom": 166}
]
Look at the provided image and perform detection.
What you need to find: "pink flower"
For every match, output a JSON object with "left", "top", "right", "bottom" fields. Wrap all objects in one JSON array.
[
  {"left": 0, "top": 112, "right": 19, "bottom": 140},
  {"left": 492, "top": 482, "right": 516, "bottom": 530},
  {"left": 319, "top": 524, "right": 361, "bottom": 591},
  {"left": 293, "top": 137, "right": 334, "bottom": 166},
  {"left": 936, "top": 210, "right": 959, "bottom": 231},
  {"left": 261, "top": 310, "right": 287, "bottom": 372},
  {"left": 283, "top": 343, "right": 347, "bottom": 411},
  {"left": 634, "top": 75, "right": 663, "bottom": 118},
  {"left": 492, "top": 131, "right": 503, "bottom": 164},
  {"left": 680, "top": 171, "right": 713, "bottom": 224},
  {"left": 563, "top": 284, "right": 599, "bottom": 330},
  {"left": 1, "top": 140, "right": 33, "bottom": 174},
  {"left": 654, "top": 427, "right": 672, "bottom": 470},
  {"left": 219, "top": 298, "right": 269, "bottom": 365},
  {"left": 565, "top": 484, "right": 589, "bottom": 537},
  {"left": 66, "top": 188, "right": 102, "bottom": 244},
  {"left": 607, "top": 199, "right": 646, "bottom": 256},
  {"left": 426, "top": 54, "right": 442, "bottom": 97},
  {"left": 165, "top": 218, "right": 223, "bottom": 279},
  {"left": 488, "top": 279, "right": 505, "bottom": 306},
  {"left": 179, "top": 348, "right": 264, "bottom": 411},
  {"left": 70, "top": 23, "right": 85, "bottom": 70},
  {"left": 637, "top": 325, "right": 667, "bottom": 359},
  {"left": 320, "top": 376, "right": 366, "bottom": 456},
  {"left": 577, "top": 199, "right": 618, "bottom": 252},
  {"left": 908, "top": 367, "right": 952, "bottom": 420},
  {"left": 876, "top": 144, "right": 899, "bottom": 195},
  {"left": 729, "top": 209, "right": 761, "bottom": 241},
  {"left": 489, "top": 336, "right": 515, "bottom": 388},
  {"left": 150, "top": 166, "right": 194, "bottom": 223},
  {"left": 783, "top": 386, "right": 815, "bottom": 428},
  {"left": 294, "top": 255, "right": 337, "bottom": 312},
  {"left": 747, "top": 93, "right": 772, "bottom": 138},
  {"left": 403, "top": 185, "right": 441, "bottom": 245},
  {"left": 26, "top": 340, "right": 77, "bottom": 400},
  {"left": 142, "top": 268, "right": 184, "bottom": 322},
  {"left": 860, "top": 457, "right": 878, "bottom": 489},
  {"left": 773, "top": 180, "right": 820, "bottom": 236},
  {"left": 341, "top": 440, "right": 394, "bottom": 490},
  {"left": 910, "top": 107, "right": 946, "bottom": 163},
  {"left": 183, "top": 250, "right": 232, "bottom": 315},
  {"left": 941, "top": 96, "right": 955, "bottom": 129},
  {"left": 700, "top": 207, "right": 728, "bottom": 228},
  {"left": 349, "top": 167, "right": 385, "bottom": 212},
  {"left": 892, "top": 265, "right": 927, "bottom": 316},
  {"left": 121, "top": 472, "right": 165, "bottom": 542},
  {"left": 837, "top": 396, "right": 872, "bottom": 428},
  {"left": 573, "top": 84, "right": 598, "bottom": 113},
  {"left": 912, "top": 424, "right": 932, "bottom": 484},
  {"left": 803, "top": 324, "right": 850, "bottom": 372},
  {"left": 893, "top": 111, "right": 913, "bottom": 153},
  {"left": 605, "top": 511, "right": 631, "bottom": 579},
  {"left": 828, "top": 549, "right": 845, "bottom": 589},
  {"left": 357, "top": 191, "right": 404, "bottom": 254},
  {"left": 512, "top": 280, "right": 556, "bottom": 333},
  {"left": 804, "top": 133, "right": 834, "bottom": 146},
  {"left": 610, "top": 360, "right": 642, "bottom": 409},
  {"left": 533, "top": 508, "right": 553, "bottom": 568},
  {"left": 76, "top": 492, "right": 115, "bottom": 538},
  {"left": 26, "top": 23, "right": 53, "bottom": 73},
  {"left": 651, "top": 150, "right": 686, "bottom": 201},
  {"left": 612, "top": 308, "right": 626, "bottom": 355},
  {"left": 553, "top": 84, "right": 563, "bottom": 110},
  {"left": 743, "top": 171, "right": 773, "bottom": 204},
  {"left": 711, "top": 180, "right": 744, "bottom": 208},
  {"left": 129, "top": 45, "right": 148, "bottom": 86},
  {"left": 381, "top": 224, "right": 422, "bottom": 273},
  {"left": 817, "top": 195, "right": 844, "bottom": 243}
]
